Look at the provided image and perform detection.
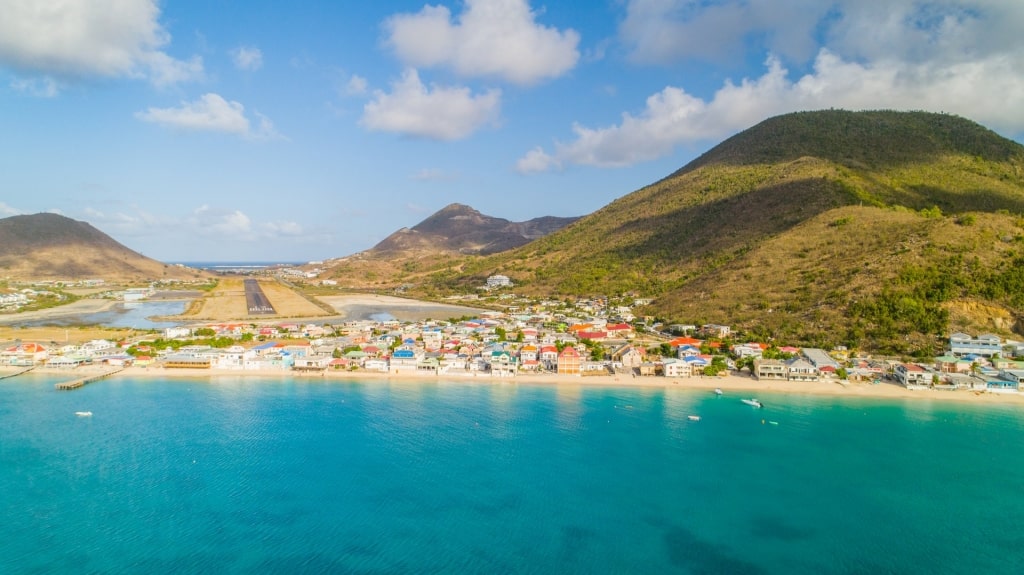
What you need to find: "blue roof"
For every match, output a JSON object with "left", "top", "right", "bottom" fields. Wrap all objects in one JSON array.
[
  {"left": 393, "top": 349, "right": 415, "bottom": 358},
  {"left": 253, "top": 341, "right": 279, "bottom": 350}
]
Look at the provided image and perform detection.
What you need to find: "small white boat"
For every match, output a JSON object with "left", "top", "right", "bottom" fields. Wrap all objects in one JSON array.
[
  {"left": 75, "top": 411, "right": 93, "bottom": 417},
  {"left": 687, "top": 415, "right": 701, "bottom": 421},
  {"left": 714, "top": 388, "right": 723, "bottom": 396},
  {"left": 741, "top": 398, "right": 763, "bottom": 408}
]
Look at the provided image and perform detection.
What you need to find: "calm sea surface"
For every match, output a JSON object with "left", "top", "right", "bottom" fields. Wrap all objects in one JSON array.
[{"left": 3, "top": 375, "right": 1023, "bottom": 574}]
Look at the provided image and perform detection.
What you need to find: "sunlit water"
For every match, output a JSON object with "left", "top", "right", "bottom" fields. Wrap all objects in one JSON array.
[
  {"left": 2, "top": 375, "right": 1023, "bottom": 573},
  {"left": 5, "top": 301, "right": 187, "bottom": 329}
]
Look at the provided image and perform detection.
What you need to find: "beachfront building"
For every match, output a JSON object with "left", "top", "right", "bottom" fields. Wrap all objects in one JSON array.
[
  {"left": 753, "top": 359, "right": 787, "bottom": 380},
  {"left": 557, "top": 346, "right": 582, "bottom": 375},
  {"left": 662, "top": 358, "right": 693, "bottom": 378},
  {"left": 1, "top": 342, "right": 49, "bottom": 366},
  {"left": 293, "top": 356, "right": 331, "bottom": 372},
  {"left": 802, "top": 348, "right": 841, "bottom": 374},
  {"left": 611, "top": 344, "right": 643, "bottom": 369},
  {"left": 784, "top": 357, "right": 820, "bottom": 381},
  {"left": 895, "top": 363, "right": 931, "bottom": 387},
  {"left": 949, "top": 333, "right": 1002, "bottom": 357},
  {"left": 164, "top": 353, "right": 213, "bottom": 369},
  {"left": 539, "top": 345, "right": 559, "bottom": 371},
  {"left": 490, "top": 350, "right": 517, "bottom": 377}
]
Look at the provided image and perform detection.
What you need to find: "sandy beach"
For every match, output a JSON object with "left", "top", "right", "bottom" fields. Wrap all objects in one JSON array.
[{"left": 9, "top": 364, "right": 1023, "bottom": 405}]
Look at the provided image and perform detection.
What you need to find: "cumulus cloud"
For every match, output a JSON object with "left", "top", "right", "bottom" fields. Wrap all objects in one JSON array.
[
  {"left": 135, "top": 93, "right": 282, "bottom": 140},
  {"left": 231, "top": 46, "right": 263, "bottom": 71},
  {"left": 519, "top": 1, "right": 1024, "bottom": 172},
  {"left": 0, "top": 0, "right": 202, "bottom": 88},
  {"left": 0, "top": 202, "right": 23, "bottom": 216},
  {"left": 384, "top": 0, "right": 579, "bottom": 85},
  {"left": 515, "top": 147, "right": 561, "bottom": 174},
  {"left": 519, "top": 50, "right": 1024, "bottom": 170},
  {"left": 361, "top": 69, "right": 500, "bottom": 140}
]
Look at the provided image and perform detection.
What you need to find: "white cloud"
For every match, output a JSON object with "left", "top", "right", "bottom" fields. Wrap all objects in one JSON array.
[
  {"left": 384, "top": 0, "right": 579, "bottom": 85},
  {"left": 0, "top": 0, "right": 202, "bottom": 87},
  {"left": 361, "top": 69, "right": 500, "bottom": 140},
  {"left": 345, "top": 74, "right": 368, "bottom": 95},
  {"left": 519, "top": 50, "right": 1024, "bottom": 170},
  {"left": 515, "top": 147, "right": 560, "bottom": 174},
  {"left": 81, "top": 204, "right": 306, "bottom": 247},
  {"left": 620, "top": 0, "right": 830, "bottom": 64},
  {"left": 263, "top": 220, "right": 304, "bottom": 236},
  {"left": 135, "top": 93, "right": 282, "bottom": 140},
  {"left": 231, "top": 46, "right": 263, "bottom": 71},
  {"left": 9, "top": 76, "right": 58, "bottom": 98},
  {"left": 0, "top": 202, "right": 22, "bottom": 216}
]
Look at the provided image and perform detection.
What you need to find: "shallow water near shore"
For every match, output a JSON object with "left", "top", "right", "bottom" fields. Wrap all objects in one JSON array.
[{"left": 3, "top": 375, "right": 1023, "bottom": 574}]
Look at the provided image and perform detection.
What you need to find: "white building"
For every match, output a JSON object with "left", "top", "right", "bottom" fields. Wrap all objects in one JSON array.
[
  {"left": 486, "top": 275, "right": 513, "bottom": 289},
  {"left": 949, "top": 333, "right": 1002, "bottom": 357}
]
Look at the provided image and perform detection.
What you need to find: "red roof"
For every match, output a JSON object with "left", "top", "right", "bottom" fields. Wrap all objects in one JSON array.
[
  {"left": 670, "top": 337, "right": 702, "bottom": 347},
  {"left": 577, "top": 331, "right": 607, "bottom": 340}
]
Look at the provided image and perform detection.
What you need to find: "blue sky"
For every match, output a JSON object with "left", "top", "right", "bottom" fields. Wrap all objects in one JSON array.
[{"left": 2, "top": 0, "right": 1023, "bottom": 262}]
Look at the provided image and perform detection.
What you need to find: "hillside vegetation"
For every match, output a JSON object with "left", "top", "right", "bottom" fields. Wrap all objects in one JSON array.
[{"left": 417, "top": 110, "right": 1024, "bottom": 355}]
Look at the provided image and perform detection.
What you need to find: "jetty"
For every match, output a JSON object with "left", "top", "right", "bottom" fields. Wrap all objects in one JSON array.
[
  {"left": 0, "top": 366, "right": 36, "bottom": 380},
  {"left": 55, "top": 368, "right": 124, "bottom": 390}
]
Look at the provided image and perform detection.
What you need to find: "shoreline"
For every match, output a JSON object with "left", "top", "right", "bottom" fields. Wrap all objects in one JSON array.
[{"left": 7, "top": 365, "right": 1023, "bottom": 405}]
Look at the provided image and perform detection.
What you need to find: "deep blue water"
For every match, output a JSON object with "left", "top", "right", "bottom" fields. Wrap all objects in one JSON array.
[{"left": 2, "top": 376, "right": 1024, "bottom": 574}]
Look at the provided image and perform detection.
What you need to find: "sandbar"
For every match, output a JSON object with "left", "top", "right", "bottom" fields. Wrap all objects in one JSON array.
[{"left": 0, "top": 299, "right": 119, "bottom": 324}]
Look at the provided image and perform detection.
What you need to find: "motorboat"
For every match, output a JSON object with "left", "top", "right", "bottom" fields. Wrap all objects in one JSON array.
[
  {"left": 714, "top": 388, "right": 723, "bottom": 396},
  {"left": 741, "top": 398, "right": 763, "bottom": 408},
  {"left": 687, "top": 415, "right": 701, "bottom": 421},
  {"left": 75, "top": 411, "right": 93, "bottom": 417}
]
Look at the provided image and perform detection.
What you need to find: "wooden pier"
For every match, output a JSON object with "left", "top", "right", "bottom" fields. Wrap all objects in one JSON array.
[
  {"left": 55, "top": 368, "right": 124, "bottom": 390},
  {"left": 0, "top": 366, "right": 36, "bottom": 380}
]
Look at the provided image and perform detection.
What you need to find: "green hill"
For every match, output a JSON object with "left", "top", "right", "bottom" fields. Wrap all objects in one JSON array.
[{"left": 420, "top": 110, "right": 1024, "bottom": 355}]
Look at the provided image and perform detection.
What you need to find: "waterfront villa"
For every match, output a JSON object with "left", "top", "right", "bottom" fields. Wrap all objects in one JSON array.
[{"left": 949, "top": 333, "right": 1002, "bottom": 357}]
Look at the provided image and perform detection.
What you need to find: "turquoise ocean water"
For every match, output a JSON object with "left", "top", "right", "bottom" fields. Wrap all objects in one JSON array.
[{"left": 3, "top": 375, "right": 1023, "bottom": 574}]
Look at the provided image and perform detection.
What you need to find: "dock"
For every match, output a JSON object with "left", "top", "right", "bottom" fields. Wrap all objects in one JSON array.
[
  {"left": 0, "top": 366, "right": 36, "bottom": 380},
  {"left": 55, "top": 368, "right": 124, "bottom": 390}
]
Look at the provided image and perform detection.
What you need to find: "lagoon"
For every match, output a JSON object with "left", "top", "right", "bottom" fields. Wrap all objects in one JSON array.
[
  {"left": 2, "top": 375, "right": 1023, "bottom": 573},
  {"left": 3, "top": 300, "right": 188, "bottom": 329}
]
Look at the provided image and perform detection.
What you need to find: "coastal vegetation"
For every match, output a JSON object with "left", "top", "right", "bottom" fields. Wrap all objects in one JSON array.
[{"left": 407, "top": 111, "right": 1024, "bottom": 354}]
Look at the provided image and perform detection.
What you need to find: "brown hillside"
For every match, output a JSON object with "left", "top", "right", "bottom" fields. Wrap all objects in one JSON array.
[
  {"left": 369, "top": 203, "right": 579, "bottom": 256},
  {"left": 0, "top": 213, "right": 207, "bottom": 281}
]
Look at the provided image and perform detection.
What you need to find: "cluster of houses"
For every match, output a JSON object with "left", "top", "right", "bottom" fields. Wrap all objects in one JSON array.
[{"left": 4, "top": 304, "right": 1024, "bottom": 392}]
